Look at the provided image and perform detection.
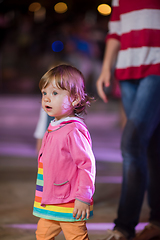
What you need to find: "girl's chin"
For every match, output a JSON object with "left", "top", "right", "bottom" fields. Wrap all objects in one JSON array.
[
  {"left": 45, "top": 111, "right": 54, "bottom": 117},
  {"left": 48, "top": 113, "right": 54, "bottom": 117}
]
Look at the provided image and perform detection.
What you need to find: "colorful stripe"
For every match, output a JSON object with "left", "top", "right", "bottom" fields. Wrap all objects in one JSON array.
[
  {"left": 33, "top": 207, "right": 93, "bottom": 222},
  {"left": 33, "top": 162, "right": 93, "bottom": 221}
]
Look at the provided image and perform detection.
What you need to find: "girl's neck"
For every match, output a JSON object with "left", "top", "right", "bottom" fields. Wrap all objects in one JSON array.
[{"left": 50, "top": 116, "right": 84, "bottom": 126}]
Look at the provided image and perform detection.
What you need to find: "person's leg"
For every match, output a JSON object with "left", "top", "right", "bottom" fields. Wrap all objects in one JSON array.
[
  {"left": 60, "top": 221, "right": 89, "bottom": 240},
  {"left": 114, "top": 75, "right": 160, "bottom": 239},
  {"left": 36, "top": 218, "right": 62, "bottom": 240},
  {"left": 118, "top": 80, "right": 139, "bottom": 129},
  {"left": 119, "top": 80, "right": 139, "bottom": 118},
  {"left": 147, "top": 123, "right": 160, "bottom": 226},
  {"left": 135, "top": 123, "right": 160, "bottom": 240}
]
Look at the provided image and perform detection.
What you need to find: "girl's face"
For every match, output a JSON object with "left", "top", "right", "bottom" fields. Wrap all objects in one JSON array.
[{"left": 41, "top": 79, "right": 74, "bottom": 121}]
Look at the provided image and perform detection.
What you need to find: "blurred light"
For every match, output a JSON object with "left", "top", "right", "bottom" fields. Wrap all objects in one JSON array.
[
  {"left": 29, "top": 2, "right": 41, "bottom": 12},
  {"left": 97, "top": 4, "right": 111, "bottom": 16},
  {"left": 52, "top": 41, "right": 64, "bottom": 52},
  {"left": 34, "top": 7, "right": 46, "bottom": 22},
  {"left": 54, "top": 2, "right": 68, "bottom": 14}
]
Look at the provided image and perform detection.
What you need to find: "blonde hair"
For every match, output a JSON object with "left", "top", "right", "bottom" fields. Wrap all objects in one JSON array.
[{"left": 39, "top": 64, "right": 93, "bottom": 115}]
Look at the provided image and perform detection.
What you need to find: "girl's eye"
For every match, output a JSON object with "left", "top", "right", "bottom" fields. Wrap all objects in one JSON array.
[
  {"left": 53, "top": 91, "right": 58, "bottom": 95},
  {"left": 42, "top": 91, "right": 46, "bottom": 96}
]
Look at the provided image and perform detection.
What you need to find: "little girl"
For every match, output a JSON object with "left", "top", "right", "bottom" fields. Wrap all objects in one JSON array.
[{"left": 33, "top": 64, "right": 96, "bottom": 240}]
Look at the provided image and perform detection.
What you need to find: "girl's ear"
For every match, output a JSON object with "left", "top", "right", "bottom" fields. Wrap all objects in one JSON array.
[{"left": 72, "top": 97, "right": 80, "bottom": 107}]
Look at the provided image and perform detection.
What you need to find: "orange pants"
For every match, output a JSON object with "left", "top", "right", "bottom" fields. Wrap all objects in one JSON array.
[{"left": 36, "top": 218, "right": 89, "bottom": 240}]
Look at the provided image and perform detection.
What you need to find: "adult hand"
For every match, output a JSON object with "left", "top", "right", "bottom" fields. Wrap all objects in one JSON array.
[
  {"left": 96, "top": 69, "right": 111, "bottom": 103},
  {"left": 96, "top": 38, "right": 120, "bottom": 103}
]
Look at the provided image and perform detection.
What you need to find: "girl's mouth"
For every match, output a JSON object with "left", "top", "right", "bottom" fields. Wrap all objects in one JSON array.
[{"left": 45, "top": 105, "right": 52, "bottom": 110}]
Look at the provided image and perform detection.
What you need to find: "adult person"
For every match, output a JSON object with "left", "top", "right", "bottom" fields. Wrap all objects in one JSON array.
[{"left": 96, "top": 0, "right": 160, "bottom": 240}]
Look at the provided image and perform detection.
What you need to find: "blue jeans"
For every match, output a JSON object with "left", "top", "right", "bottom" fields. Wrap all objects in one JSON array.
[{"left": 114, "top": 75, "right": 160, "bottom": 239}]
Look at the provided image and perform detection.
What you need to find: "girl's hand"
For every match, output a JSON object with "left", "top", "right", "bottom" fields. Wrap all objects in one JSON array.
[{"left": 73, "top": 199, "right": 90, "bottom": 220}]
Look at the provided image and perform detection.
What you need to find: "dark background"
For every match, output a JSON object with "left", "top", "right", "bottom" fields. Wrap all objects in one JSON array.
[{"left": 0, "top": 0, "right": 111, "bottom": 95}]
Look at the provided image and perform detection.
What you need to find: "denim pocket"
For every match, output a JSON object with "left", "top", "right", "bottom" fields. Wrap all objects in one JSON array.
[{"left": 53, "top": 181, "right": 71, "bottom": 199}]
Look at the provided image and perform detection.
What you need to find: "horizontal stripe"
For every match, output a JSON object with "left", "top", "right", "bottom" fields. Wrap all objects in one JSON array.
[
  {"left": 117, "top": 47, "right": 160, "bottom": 69},
  {"left": 36, "top": 185, "right": 43, "bottom": 192},
  {"left": 54, "top": 202, "right": 75, "bottom": 208},
  {"left": 33, "top": 207, "right": 74, "bottom": 219},
  {"left": 121, "top": 29, "right": 160, "bottom": 50},
  {"left": 109, "top": 9, "right": 160, "bottom": 37},
  {"left": 36, "top": 179, "right": 43, "bottom": 186},
  {"left": 34, "top": 196, "right": 93, "bottom": 208},
  {"left": 37, "top": 173, "right": 43, "bottom": 180},
  {"left": 118, "top": 1, "right": 160, "bottom": 15},
  {"left": 35, "top": 196, "right": 42, "bottom": 203},
  {"left": 112, "top": 0, "right": 119, "bottom": 7},
  {"left": 3, "top": 222, "right": 150, "bottom": 231},
  {"left": 109, "top": 6, "right": 120, "bottom": 21},
  {"left": 108, "top": 21, "right": 121, "bottom": 36},
  {"left": 34, "top": 201, "right": 93, "bottom": 213},
  {"left": 38, "top": 168, "right": 43, "bottom": 174},
  {"left": 121, "top": 9, "right": 160, "bottom": 34},
  {"left": 33, "top": 207, "right": 93, "bottom": 222},
  {"left": 33, "top": 210, "right": 74, "bottom": 222},
  {"left": 34, "top": 201, "right": 74, "bottom": 213},
  {"left": 38, "top": 162, "right": 43, "bottom": 168},
  {"left": 106, "top": 34, "right": 120, "bottom": 42},
  {"left": 115, "top": 63, "right": 160, "bottom": 80},
  {"left": 35, "top": 196, "right": 76, "bottom": 208},
  {"left": 35, "top": 190, "right": 43, "bottom": 197}
]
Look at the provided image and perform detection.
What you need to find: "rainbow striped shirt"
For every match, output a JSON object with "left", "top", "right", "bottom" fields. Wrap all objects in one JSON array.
[{"left": 33, "top": 161, "right": 93, "bottom": 221}]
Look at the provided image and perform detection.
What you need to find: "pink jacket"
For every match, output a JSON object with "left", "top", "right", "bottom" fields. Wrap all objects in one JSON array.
[{"left": 38, "top": 119, "right": 96, "bottom": 205}]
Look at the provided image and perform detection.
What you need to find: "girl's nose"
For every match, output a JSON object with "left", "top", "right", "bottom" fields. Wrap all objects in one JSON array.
[{"left": 44, "top": 95, "right": 51, "bottom": 102}]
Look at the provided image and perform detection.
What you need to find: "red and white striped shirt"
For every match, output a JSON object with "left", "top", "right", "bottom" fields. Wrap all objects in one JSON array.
[{"left": 107, "top": 0, "right": 160, "bottom": 80}]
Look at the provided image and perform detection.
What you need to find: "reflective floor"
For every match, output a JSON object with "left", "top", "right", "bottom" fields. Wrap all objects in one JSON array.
[{"left": 0, "top": 96, "right": 156, "bottom": 240}]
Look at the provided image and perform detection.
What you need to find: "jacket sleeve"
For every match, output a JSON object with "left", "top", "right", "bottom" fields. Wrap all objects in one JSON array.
[
  {"left": 67, "top": 128, "right": 96, "bottom": 204},
  {"left": 106, "top": 0, "right": 121, "bottom": 42}
]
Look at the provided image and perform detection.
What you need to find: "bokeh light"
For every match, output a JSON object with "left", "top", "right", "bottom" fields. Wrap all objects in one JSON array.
[
  {"left": 54, "top": 2, "right": 68, "bottom": 14},
  {"left": 52, "top": 41, "right": 64, "bottom": 52},
  {"left": 28, "top": 2, "right": 41, "bottom": 12},
  {"left": 97, "top": 4, "right": 111, "bottom": 16},
  {"left": 34, "top": 7, "right": 46, "bottom": 22}
]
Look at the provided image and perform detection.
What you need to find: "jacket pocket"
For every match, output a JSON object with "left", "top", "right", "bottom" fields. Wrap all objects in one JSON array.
[{"left": 53, "top": 181, "right": 71, "bottom": 199}]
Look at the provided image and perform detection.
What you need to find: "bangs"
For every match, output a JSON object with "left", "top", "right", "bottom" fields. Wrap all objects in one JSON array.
[{"left": 39, "top": 70, "right": 63, "bottom": 91}]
